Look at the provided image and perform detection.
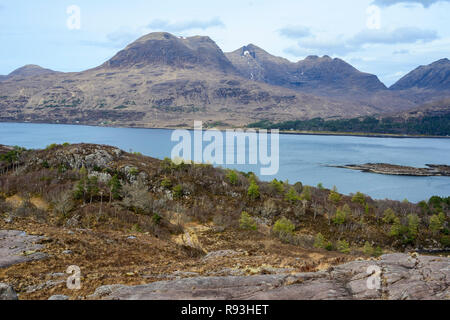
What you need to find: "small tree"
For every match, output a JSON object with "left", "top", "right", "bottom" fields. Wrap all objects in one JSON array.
[
  {"left": 108, "top": 174, "right": 122, "bottom": 202},
  {"left": 300, "top": 186, "right": 311, "bottom": 202},
  {"left": 333, "top": 205, "right": 350, "bottom": 225},
  {"left": 363, "top": 241, "right": 373, "bottom": 256},
  {"left": 226, "top": 170, "right": 238, "bottom": 185},
  {"left": 285, "top": 187, "right": 299, "bottom": 203},
  {"left": 329, "top": 186, "right": 341, "bottom": 204},
  {"left": 173, "top": 184, "right": 184, "bottom": 199},
  {"left": 382, "top": 208, "right": 397, "bottom": 224},
  {"left": 429, "top": 212, "right": 445, "bottom": 234},
  {"left": 273, "top": 217, "right": 295, "bottom": 236},
  {"left": 248, "top": 181, "right": 260, "bottom": 200},
  {"left": 314, "top": 233, "right": 327, "bottom": 249},
  {"left": 337, "top": 240, "right": 350, "bottom": 253},
  {"left": 240, "top": 211, "right": 257, "bottom": 230},
  {"left": 270, "top": 179, "right": 285, "bottom": 194},
  {"left": 407, "top": 214, "right": 420, "bottom": 240},
  {"left": 351, "top": 192, "right": 366, "bottom": 206}
]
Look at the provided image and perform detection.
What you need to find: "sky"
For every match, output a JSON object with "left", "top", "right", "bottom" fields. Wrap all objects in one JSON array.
[{"left": 0, "top": 0, "right": 449, "bottom": 86}]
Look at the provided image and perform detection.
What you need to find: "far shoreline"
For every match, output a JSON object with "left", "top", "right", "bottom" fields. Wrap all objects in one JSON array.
[{"left": 0, "top": 120, "right": 449, "bottom": 139}]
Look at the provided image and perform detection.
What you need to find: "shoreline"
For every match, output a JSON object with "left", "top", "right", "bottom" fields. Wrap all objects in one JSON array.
[{"left": 1, "top": 120, "right": 449, "bottom": 139}]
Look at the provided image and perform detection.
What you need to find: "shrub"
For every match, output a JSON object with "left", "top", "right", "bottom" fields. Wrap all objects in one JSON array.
[
  {"left": 407, "top": 214, "right": 420, "bottom": 240},
  {"left": 351, "top": 192, "right": 366, "bottom": 205},
  {"left": 273, "top": 217, "right": 295, "bottom": 236},
  {"left": 299, "top": 186, "right": 311, "bottom": 201},
  {"left": 173, "top": 184, "right": 184, "bottom": 199},
  {"left": 239, "top": 211, "right": 257, "bottom": 230},
  {"left": 317, "top": 183, "right": 324, "bottom": 190},
  {"left": 270, "top": 179, "right": 285, "bottom": 194},
  {"left": 337, "top": 240, "right": 350, "bottom": 253},
  {"left": 247, "top": 181, "right": 260, "bottom": 200},
  {"left": 293, "top": 182, "right": 303, "bottom": 193},
  {"left": 314, "top": 233, "right": 325, "bottom": 248},
  {"left": 429, "top": 213, "right": 445, "bottom": 233},
  {"left": 285, "top": 187, "right": 299, "bottom": 203},
  {"left": 328, "top": 186, "right": 341, "bottom": 204},
  {"left": 46, "top": 143, "right": 58, "bottom": 150},
  {"left": 389, "top": 218, "right": 406, "bottom": 237},
  {"left": 363, "top": 241, "right": 373, "bottom": 256},
  {"left": 441, "top": 235, "right": 450, "bottom": 247},
  {"left": 382, "top": 208, "right": 397, "bottom": 224},
  {"left": 152, "top": 213, "right": 162, "bottom": 225},
  {"left": 333, "top": 205, "right": 350, "bottom": 225},
  {"left": 161, "top": 177, "right": 172, "bottom": 189},
  {"left": 226, "top": 170, "right": 238, "bottom": 185}
]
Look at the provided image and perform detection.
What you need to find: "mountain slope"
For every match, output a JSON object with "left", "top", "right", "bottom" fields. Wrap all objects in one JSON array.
[
  {"left": 226, "top": 45, "right": 387, "bottom": 94},
  {"left": 390, "top": 58, "right": 450, "bottom": 91}
]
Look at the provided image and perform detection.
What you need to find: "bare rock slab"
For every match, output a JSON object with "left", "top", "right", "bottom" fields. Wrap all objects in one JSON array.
[
  {"left": 93, "top": 254, "right": 450, "bottom": 300},
  {"left": 0, "top": 230, "right": 48, "bottom": 268}
]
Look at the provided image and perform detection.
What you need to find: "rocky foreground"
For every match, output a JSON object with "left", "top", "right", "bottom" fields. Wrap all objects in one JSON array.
[
  {"left": 89, "top": 253, "right": 449, "bottom": 300},
  {"left": 335, "top": 163, "right": 450, "bottom": 177}
]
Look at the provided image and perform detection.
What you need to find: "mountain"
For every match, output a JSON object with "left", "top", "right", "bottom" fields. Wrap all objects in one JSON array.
[
  {"left": 102, "top": 32, "right": 236, "bottom": 73},
  {"left": 391, "top": 58, "right": 450, "bottom": 91},
  {"left": 7, "top": 65, "right": 58, "bottom": 78},
  {"left": 226, "top": 45, "right": 387, "bottom": 94},
  {"left": 0, "top": 32, "right": 448, "bottom": 128}
]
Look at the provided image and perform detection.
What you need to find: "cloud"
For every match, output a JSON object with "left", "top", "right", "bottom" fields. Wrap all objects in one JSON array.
[
  {"left": 349, "top": 27, "right": 438, "bottom": 45},
  {"left": 146, "top": 17, "right": 225, "bottom": 33},
  {"left": 279, "top": 26, "right": 311, "bottom": 39},
  {"left": 283, "top": 27, "right": 439, "bottom": 57},
  {"left": 372, "top": 0, "right": 450, "bottom": 7}
]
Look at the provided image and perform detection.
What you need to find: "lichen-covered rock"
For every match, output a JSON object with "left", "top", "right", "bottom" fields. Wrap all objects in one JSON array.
[{"left": 93, "top": 253, "right": 450, "bottom": 300}]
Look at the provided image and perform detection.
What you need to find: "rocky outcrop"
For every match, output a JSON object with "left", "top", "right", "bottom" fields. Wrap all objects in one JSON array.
[
  {"left": 91, "top": 254, "right": 449, "bottom": 300},
  {"left": 0, "top": 230, "right": 48, "bottom": 268},
  {"left": 335, "top": 163, "right": 450, "bottom": 177},
  {"left": 0, "top": 283, "right": 18, "bottom": 300}
]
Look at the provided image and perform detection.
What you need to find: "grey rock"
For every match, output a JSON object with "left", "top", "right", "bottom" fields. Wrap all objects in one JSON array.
[
  {"left": 0, "top": 283, "right": 18, "bottom": 300},
  {"left": 93, "top": 253, "right": 450, "bottom": 300},
  {"left": 0, "top": 230, "right": 48, "bottom": 268},
  {"left": 48, "top": 295, "right": 69, "bottom": 300}
]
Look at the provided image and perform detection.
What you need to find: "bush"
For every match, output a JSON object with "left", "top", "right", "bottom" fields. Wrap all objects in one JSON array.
[
  {"left": 152, "top": 213, "right": 162, "bottom": 225},
  {"left": 161, "top": 177, "right": 172, "bottom": 189},
  {"left": 363, "top": 241, "right": 373, "bottom": 256},
  {"left": 314, "top": 233, "right": 332, "bottom": 250},
  {"left": 285, "top": 187, "right": 299, "bottom": 203},
  {"left": 441, "top": 235, "right": 450, "bottom": 247},
  {"left": 270, "top": 179, "right": 285, "bottom": 194},
  {"left": 273, "top": 217, "right": 295, "bottom": 236},
  {"left": 407, "top": 214, "right": 420, "bottom": 240},
  {"left": 328, "top": 186, "right": 341, "bottom": 204},
  {"left": 226, "top": 170, "right": 238, "bottom": 185},
  {"left": 299, "top": 186, "right": 311, "bottom": 201},
  {"left": 247, "top": 181, "right": 260, "bottom": 200},
  {"left": 337, "top": 240, "right": 350, "bottom": 253},
  {"left": 333, "top": 204, "right": 350, "bottom": 225},
  {"left": 429, "top": 212, "right": 446, "bottom": 233},
  {"left": 382, "top": 208, "right": 397, "bottom": 224},
  {"left": 351, "top": 192, "right": 366, "bottom": 205},
  {"left": 239, "top": 211, "right": 257, "bottom": 230},
  {"left": 173, "top": 184, "right": 184, "bottom": 199}
]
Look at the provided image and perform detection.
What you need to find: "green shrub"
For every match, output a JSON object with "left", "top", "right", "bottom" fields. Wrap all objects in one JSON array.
[
  {"left": 247, "top": 181, "right": 260, "bottom": 200},
  {"left": 328, "top": 186, "right": 341, "bottom": 204},
  {"left": 226, "top": 170, "right": 238, "bottom": 185},
  {"left": 351, "top": 192, "right": 366, "bottom": 205},
  {"left": 337, "top": 240, "right": 350, "bottom": 253},
  {"left": 333, "top": 205, "right": 350, "bottom": 225},
  {"left": 440, "top": 235, "right": 450, "bottom": 247},
  {"left": 273, "top": 217, "right": 295, "bottom": 236},
  {"left": 239, "top": 211, "right": 257, "bottom": 230},
  {"left": 429, "top": 213, "right": 445, "bottom": 233},
  {"left": 161, "top": 177, "right": 172, "bottom": 189},
  {"left": 314, "top": 233, "right": 326, "bottom": 249},
  {"left": 363, "top": 241, "right": 373, "bottom": 256},
  {"left": 299, "top": 186, "right": 311, "bottom": 201},
  {"left": 285, "top": 187, "right": 300, "bottom": 203},
  {"left": 317, "top": 183, "right": 324, "bottom": 190},
  {"left": 152, "top": 213, "right": 162, "bottom": 225},
  {"left": 382, "top": 208, "right": 397, "bottom": 224},
  {"left": 270, "top": 179, "right": 285, "bottom": 194},
  {"left": 46, "top": 143, "right": 58, "bottom": 150},
  {"left": 173, "top": 184, "right": 184, "bottom": 199}
]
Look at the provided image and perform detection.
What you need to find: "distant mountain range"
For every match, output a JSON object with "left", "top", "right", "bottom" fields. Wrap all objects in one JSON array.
[{"left": 0, "top": 32, "right": 449, "bottom": 128}]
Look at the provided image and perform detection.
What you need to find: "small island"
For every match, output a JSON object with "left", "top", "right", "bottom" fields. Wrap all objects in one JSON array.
[{"left": 334, "top": 163, "right": 450, "bottom": 176}]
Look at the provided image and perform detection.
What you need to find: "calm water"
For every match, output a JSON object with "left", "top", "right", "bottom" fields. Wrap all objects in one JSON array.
[{"left": 1, "top": 122, "right": 449, "bottom": 203}]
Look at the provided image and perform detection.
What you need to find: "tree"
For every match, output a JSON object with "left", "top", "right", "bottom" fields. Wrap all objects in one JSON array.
[
  {"left": 273, "top": 217, "right": 295, "bottom": 236},
  {"left": 337, "top": 240, "right": 350, "bottom": 253},
  {"left": 429, "top": 213, "right": 445, "bottom": 234},
  {"left": 108, "top": 174, "right": 122, "bottom": 202},
  {"left": 226, "top": 170, "right": 238, "bottom": 185},
  {"left": 328, "top": 186, "right": 341, "bottom": 204},
  {"left": 285, "top": 187, "right": 299, "bottom": 203},
  {"left": 86, "top": 176, "right": 99, "bottom": 204},
  {"left": 270, "top": 179, "right": 285, "bottom": 194},
  {"left": 407, "top": 214, "right": 420, "bottom": 240},
  {"left": 382, "top": 208, "right": 397, "bottom": 224},
  {"left": 247, "top": 181, "right": 260, "bottom": 200},
  {"left": 333, "top": 205, "right": 350, "bottom": 225},
  {"left": 239, "top": 211, "right": 257, "bottom": 230},
  {"left": 300, "top": 186, "right": 311, "bottom": 202},
  {"left": 314, "top": 233, "right": 327, "bottom": 249},
  {"left": 351, "top": 192, "right": 366, "bottom": 206}
]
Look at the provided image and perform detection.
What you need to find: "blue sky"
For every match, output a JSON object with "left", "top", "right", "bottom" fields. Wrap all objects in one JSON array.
[{"left": 0, "top": 0, "right": 449, "bottom": 86}]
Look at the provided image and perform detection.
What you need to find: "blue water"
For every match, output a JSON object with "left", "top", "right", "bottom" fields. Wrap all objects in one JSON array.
[{"left": 0, "top": 122, "right": 449, "bottom": 203}]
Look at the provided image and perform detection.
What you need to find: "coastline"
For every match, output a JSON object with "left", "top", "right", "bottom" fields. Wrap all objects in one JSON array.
[{"left": 1, "top": 120, "right": 449, "bottom": 139}]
